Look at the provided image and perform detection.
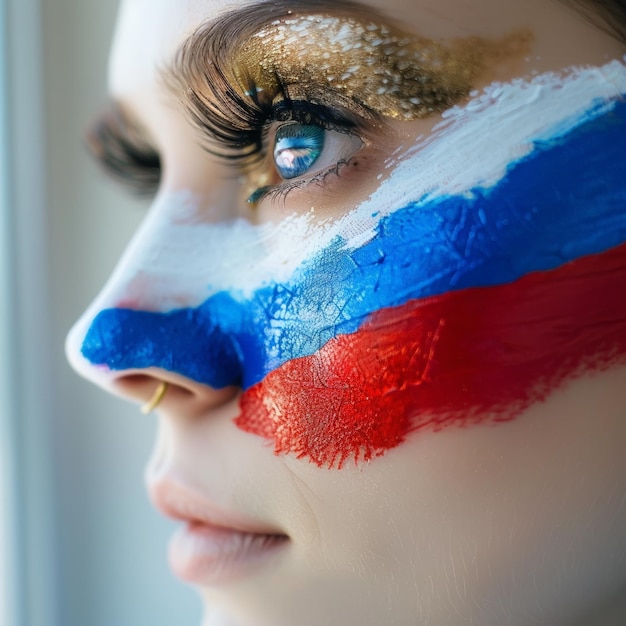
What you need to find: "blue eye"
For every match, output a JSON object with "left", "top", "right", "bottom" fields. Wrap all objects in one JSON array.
[{"left": 273, "top": 124, "right": 325, "bottom": 179}]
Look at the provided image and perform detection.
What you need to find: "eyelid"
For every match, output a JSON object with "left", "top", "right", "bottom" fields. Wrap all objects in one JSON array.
[{"left": 85, "top": 106, "right": 162, "bottom": 196}]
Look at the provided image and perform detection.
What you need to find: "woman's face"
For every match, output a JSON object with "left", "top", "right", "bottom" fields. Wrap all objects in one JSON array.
[{"left": 66, "top": 0, "right": 626, "bottom": 624}]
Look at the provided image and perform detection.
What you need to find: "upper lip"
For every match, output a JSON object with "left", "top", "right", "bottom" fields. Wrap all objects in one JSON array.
[{"left": 148, "top": 477, "right": 286, "bottom": 536}]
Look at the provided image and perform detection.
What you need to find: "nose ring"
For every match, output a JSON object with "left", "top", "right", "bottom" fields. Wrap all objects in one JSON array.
[{"left": 141, "top": 381, "right": 169, "bottom": 414}]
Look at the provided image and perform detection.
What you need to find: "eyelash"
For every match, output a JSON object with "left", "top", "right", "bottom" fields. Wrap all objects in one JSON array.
[
  {"left": 86, "top": 109, "right": 161, "bottom": 197},
  {"left": 248, "top": 153, "right": 360, "bottom": 204}
]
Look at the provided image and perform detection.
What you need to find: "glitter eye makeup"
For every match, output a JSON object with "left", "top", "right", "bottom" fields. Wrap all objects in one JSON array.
[
  {"left": 236, "top": 15, "right": 516, "bottom": 121},
  {"left": 164, "top": 0, "right": 531, "bottom": 204}
]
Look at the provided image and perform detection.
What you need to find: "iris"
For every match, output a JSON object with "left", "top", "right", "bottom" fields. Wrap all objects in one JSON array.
[{"left": 273, "top": 124, "right": 325, "bottom": 179}]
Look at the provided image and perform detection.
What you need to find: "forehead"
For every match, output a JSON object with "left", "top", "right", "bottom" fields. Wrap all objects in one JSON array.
[{"left": 109, "top": 0, "right": 225, "bottom": 95}]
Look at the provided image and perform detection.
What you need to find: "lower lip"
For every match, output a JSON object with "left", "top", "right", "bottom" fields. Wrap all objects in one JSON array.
[{"left": 168, "top": 521, "right": 288, "bottom": 585}]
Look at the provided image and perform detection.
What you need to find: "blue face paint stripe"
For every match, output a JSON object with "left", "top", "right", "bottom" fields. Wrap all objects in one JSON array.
[{"left": 82, "top": 99, "right": 626, "bottom": 389}]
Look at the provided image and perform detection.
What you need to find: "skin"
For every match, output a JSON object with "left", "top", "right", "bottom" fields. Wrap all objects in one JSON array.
[{"left": 66, "top": 0, "right": 626, "bottom": 624}]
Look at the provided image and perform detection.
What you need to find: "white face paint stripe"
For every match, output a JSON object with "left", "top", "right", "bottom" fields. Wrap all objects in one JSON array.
[
  {"left": 93, "top": 59, "right": 626, "bottom": 312},
  {"left": 341, "top": 59, "right": 626, "bottom": 243}
]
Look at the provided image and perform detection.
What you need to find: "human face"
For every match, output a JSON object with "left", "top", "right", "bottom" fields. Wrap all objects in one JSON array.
[{"left": 66, "top": 0, "right": 626, "bottom": 624}]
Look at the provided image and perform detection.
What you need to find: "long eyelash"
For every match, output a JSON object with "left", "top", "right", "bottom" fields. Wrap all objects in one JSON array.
[
  {"left": 86, "top": 108, "right": 161, "bottom": 196},
  {"left": 182, "top": 64, "right": 269, "bottom": 162}
]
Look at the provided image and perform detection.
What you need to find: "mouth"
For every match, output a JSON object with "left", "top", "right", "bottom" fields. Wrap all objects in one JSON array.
[{"left": 149, "top": 479, "right": 289, "bottom": 585}]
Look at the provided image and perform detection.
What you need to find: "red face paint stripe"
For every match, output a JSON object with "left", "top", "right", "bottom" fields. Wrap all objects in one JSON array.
[{"left": 236, "top": 243, "right": 626, "bottom": 468}]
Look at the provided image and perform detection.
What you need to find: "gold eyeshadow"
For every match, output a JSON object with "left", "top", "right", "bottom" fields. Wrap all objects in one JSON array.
[{"left": 232, "top": 15, "right": 530, "bottom": 121}]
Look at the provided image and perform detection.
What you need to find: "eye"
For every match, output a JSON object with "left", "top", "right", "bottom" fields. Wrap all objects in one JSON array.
[
  {"left": 273, "top": 124, "right": 325, "bottom": 179},
  {"left": 247, "top": 121, "right": 363, "bottom": 203}
]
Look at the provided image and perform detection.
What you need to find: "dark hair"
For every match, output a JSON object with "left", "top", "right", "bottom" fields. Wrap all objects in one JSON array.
[{"left": 563, "top": 0, "right": 626, "bottom": 44}]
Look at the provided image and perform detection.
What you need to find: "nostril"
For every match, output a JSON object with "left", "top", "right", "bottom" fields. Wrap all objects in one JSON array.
[
  {"left": 112, "top": 371, "right": 241, "bottom": 414},
  {"left": 117, "top": 374, "right": 193, "bottom": 398},
  {"left": 114, "top": 374, "right": 197, "bottom": 410}
]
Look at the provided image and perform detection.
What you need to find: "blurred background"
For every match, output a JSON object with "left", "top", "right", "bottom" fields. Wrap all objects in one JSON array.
[{"left": 0, "top": 0, "right": 201, "bottom": 624}]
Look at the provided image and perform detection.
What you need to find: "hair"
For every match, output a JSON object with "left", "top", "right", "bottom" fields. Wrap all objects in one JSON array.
[{"left": 562, "top": 0, "right": 626, "bottom": 43}]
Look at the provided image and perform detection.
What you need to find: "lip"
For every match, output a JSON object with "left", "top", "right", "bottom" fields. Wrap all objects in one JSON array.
[{"left": 148, "top": 478, "right": 289, "bottom": 585}]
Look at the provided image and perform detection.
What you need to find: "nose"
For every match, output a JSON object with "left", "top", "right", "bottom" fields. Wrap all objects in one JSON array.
[{"left": 65, "top": 188, "right": 247, "bottom": 414}]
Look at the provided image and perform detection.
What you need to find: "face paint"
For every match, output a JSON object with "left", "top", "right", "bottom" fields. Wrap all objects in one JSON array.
[
  {"left": 238, "top": 243, "right": 626, "bottom": 466},
  {"left": 82, "top": 60, "right": 626, "bottom": 467}
]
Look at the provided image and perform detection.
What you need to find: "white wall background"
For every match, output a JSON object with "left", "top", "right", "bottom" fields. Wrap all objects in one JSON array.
[
  {"left": 42, "top": 1, "right": 203, "bottom": 624},
  {"left": 1, "top": 0, "right": 202, "bottom": 624}
]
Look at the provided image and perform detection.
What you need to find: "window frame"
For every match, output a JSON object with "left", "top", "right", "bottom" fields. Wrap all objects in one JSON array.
[{"left": 0, "top": 0, "right": 58, "bottom": 624}]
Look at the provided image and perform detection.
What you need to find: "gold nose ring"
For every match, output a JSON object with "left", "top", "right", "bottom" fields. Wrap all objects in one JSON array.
[{"left": 141, "top": 381, "right": 169, "bottom": 414}]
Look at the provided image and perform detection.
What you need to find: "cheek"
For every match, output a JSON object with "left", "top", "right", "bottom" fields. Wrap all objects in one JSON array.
[
  {"left": 236, "top": 242, "right": 626, "bottom": 468},
  {"left": 236, "top": 91, "right": 626, "bottom": 469}
]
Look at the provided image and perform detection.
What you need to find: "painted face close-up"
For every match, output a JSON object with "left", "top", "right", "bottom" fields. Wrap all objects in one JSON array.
[{"left": 66, "top": 0, "right": 626, "bottom": 624}]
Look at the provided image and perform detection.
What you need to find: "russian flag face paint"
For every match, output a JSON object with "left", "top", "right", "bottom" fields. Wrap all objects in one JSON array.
[{"left": 82, "top": 60, "right": 626, "bottom": 468}]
